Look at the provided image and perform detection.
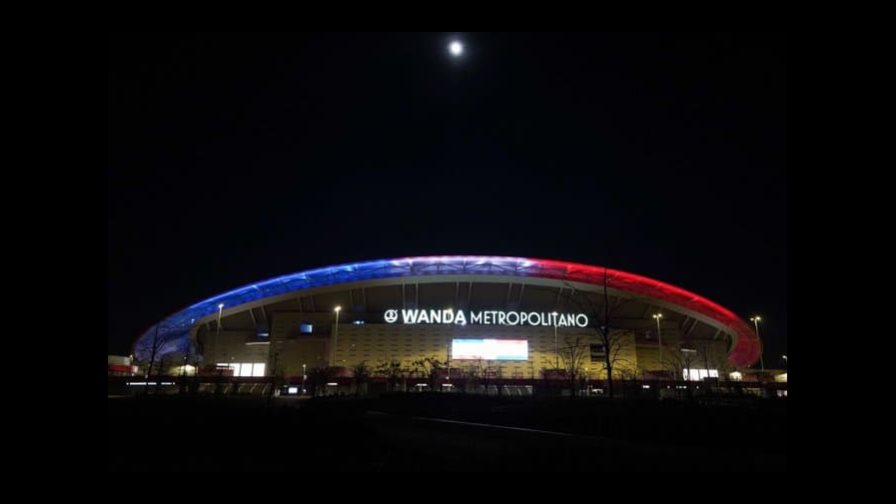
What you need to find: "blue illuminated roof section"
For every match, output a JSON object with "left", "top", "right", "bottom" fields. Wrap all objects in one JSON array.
[{"left": 134, "top": 256, "right": 761, "bottom": 367}]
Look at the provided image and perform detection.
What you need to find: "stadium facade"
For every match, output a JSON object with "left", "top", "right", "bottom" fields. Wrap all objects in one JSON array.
[{"left": 133, "top": 256, "right": 762, "bottom": 386}]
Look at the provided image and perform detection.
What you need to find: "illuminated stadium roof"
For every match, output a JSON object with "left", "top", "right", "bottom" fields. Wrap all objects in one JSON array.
[{"left": 134, "top": 256, "right": 761, "bottom": 367}]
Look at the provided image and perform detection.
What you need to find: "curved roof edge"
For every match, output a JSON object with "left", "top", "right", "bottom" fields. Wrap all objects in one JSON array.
[{"left": 134, "top": 255, "right": 761, "bottom": 367}]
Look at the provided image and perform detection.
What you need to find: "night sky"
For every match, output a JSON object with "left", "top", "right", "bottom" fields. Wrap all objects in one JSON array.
[{"left": 107, "top": 33, "right": 787, "bottom": 365}]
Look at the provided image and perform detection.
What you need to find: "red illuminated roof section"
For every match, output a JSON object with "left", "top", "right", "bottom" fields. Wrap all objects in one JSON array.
[{"left": 523, "top": 258, "right": 761, "bottom": 367}]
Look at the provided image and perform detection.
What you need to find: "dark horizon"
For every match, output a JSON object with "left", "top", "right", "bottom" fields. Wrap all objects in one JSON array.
[{"left": 107, "top": 32, "right": 786, "bottom": 364}]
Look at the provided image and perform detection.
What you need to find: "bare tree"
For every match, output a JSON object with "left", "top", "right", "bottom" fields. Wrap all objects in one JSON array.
[
  {"left": 465, "top": 363, "right": 482, "bottom": 394},
  {"left": 155, "top": 354, "right": 169, "bottom": 395},
  {"left": 597, "top": 269, "right": 614, "bottom": 397},
  {"left": 267, "top": 350, "right": 282, "bottom": 399},
  {"left": 375, "top": 359, "right": 407, "bottom": 392},
  {"left": 700, "top": 340, "right": 734, "bottom": 380},
  {"left": 307, "top": 366, "right": 331, "bottom": 397},
  {"left": 411, "top": 356, "right": 445, "bottom": 391},
  {"left": 665, "top": 345, "right": 700, "bottom": 398},
  {"left": 558, "top": 335, "right": 590, "bottom": 397},
  {"left": 135, "top": 324, "right": 166, "bottom": 391},
  {"left": 351, "top": 361, "right": 370, "bottom": 395},
  {"left": 665, "top": 346, "right": 685, "bottom": 379},
  {"left": 480, "top": 358, "right": 489, "bottom": 394},
  {"left": 598, "top": 330, "right": 637, "bottom": 387},
  {"left": 556, "top": 271, "right": 625, "bottom": 398},
  {"left": 178, "top": 340, "right": 202, "bottom": 395}
]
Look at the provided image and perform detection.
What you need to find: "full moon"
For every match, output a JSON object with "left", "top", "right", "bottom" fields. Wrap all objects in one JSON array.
[{"left": 449, "top": 41, "right": 463, "bottom": 56}]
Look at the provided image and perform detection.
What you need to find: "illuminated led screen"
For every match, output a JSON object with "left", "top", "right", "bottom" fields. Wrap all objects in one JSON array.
[{"left": 451, "top": 339, "right": 528, "bottom": 361}]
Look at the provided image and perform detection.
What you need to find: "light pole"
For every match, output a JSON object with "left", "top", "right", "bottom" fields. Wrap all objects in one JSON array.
[
  {"left": 216, "top": 303, "right": 224, "bottom": 342},
  {"left": 782, "top": 354, "right": 787, "bottom": 369},
  {"left": 446, "top": 308, "right": 452, "bottom": 383},
  {"left": 332, "top": 306, "right": 342, "bottom": 367},
  {"left": 302, "top": 363, "right": 307, "bottom": 395},
  {"left": 652, "top": 313, "right": 664, "bottom": 378},
  {"left": 552, "top": 311, "right": 559, "bottom": 369},
  {"left": 750, "top": 316, "right": 764, "bottom": 371}
]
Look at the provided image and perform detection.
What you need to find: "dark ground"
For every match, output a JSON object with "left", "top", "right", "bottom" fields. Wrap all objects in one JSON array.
[{"left": 109, "top": 393, "right": 785, "bottom": 471}]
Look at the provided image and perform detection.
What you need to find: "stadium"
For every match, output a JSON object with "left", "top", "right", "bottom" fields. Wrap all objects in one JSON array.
[{"left": 130, "top": 256, "right": 764, "bottom": 394}]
